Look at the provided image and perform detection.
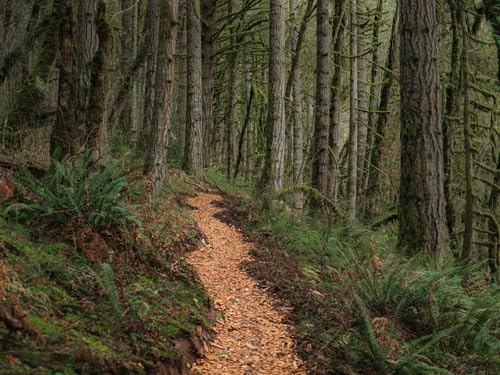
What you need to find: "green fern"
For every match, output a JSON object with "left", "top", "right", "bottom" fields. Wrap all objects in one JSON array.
[{"left": 9, "top": 150, "right": 140, "bottom": 231}]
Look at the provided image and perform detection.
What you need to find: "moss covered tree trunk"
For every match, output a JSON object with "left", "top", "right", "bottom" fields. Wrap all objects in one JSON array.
[
  {"left": 328, "top": 0, "right": 346, "bottom": 203},
  {"left": 50, "top": 0, "right": 109, "bottom": 159},
  {"left": 259, "top": 0, "right": 286, "bottom": 191},
  {"left": 183, "top": 0, "right": 204, "bottom": 179},
  {"left": 144, "top": 0, "right": 178, "bottom": 195},
  {"left": 202, "top": 0, "right": 217, "bottom": 168},
  {"left": 311, "top": 0, "right": 330, "bottom": 200},
  {"left": 119, "top": 0, "right": 138, "bottom": 142},
  {"left": 398, "top": 0, "right": 446, "bottom": 256}
]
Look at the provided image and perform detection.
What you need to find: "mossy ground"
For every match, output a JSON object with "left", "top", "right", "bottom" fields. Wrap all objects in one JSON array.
[{"left": 0, "top": 170, "right": 211, "bottom": 374}]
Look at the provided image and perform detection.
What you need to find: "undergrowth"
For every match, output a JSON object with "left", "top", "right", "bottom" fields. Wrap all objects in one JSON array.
[
  {"left": 6, "top": 151, "right": 140, "bottom": 232},
  {"left": 0, "top": 164, "right": 211, "bottom": 374},
  {"left": 209, "top": 171, "right": 500, "bottom": 375}
]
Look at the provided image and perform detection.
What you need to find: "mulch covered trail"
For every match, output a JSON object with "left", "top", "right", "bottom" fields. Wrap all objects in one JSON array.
[{"left": 186, "top": 193, "right": 306, "bottom": 375}]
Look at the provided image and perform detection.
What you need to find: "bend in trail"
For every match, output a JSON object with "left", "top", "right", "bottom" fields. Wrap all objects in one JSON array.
[{"left": 186, "top": 193, "right": 306, "bottom": 375}]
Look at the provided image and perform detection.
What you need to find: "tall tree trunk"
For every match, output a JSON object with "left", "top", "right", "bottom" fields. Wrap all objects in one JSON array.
[
  {"left": 225, "top": 0, "right": 237, "bottom": 178},
  {"left": 142, "top": 0, "right": 160, "bottom": 150},
  {"left": 50, "top": 0, "right": 109, "bottom": 159},
  {"left": 364, "top": 3, "right": 399, "bottom": 219},
  {"left": 144, "top": 0, "right": 178, "bottom": 195},
  {"left": 120, "top": 0, "right": 138, "bottom": 142},
  {"left": 51, "top": 0, "right": 78, "bottom": 158},
  {"left": 177, "top": 8, "right": 187, "bottom": 161},
  {"left": 202, "top": 0, "right": 217, "bottom": 168},
  {"left": 487, "top": 151, "right": 499, "bottom": 283},
  {"left": 399, "top": 0, "right": 446, "bottom": 256},
  {"left": 356, "top": 1, "right": 369, "bottom": 200},
  {"left": 347, "top": 0, "right": 358, "bottom": 218},
  {"left": 259, "top": 0, "right": 286, "bottom": 191},
  {"left": 328, "top": 0, "right": 346, "bottom": 203},
  {"left": 183, "top": 0, "right": 204, "bottom": 179},
  {"left": 244, "top": 54, "right": 255, "bottom": 181},
  {"left": 86, "top": 0, "right": 110, "bottom": 157},
  {"left": 460, "top": 6, "right": 474, "bottom": 260},
  {"left": 362, "top": 0, "right": 383, "bottom": 193},
  {"left": 443, "top": 0, "right": 461, "bottom": 245},
  {"left": 290, "top": 0, "right": 305, "bottom": 212},
  {"left": 311, "top": 0, "right": 330, "bottom": 201},
  {"left": 225, "top": 56, "right": 237, "bottom": 178}
]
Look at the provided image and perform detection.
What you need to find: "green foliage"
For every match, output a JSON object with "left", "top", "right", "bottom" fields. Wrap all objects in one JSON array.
[
  {"left": 208, "top": 172, "right": 500, "bottom": 374},
  {"left": 92, "top": 262, "right": 122, "bottom": 315},
  {"left": 8, "top": 151, "right": 139, "bottom": 231},
  {"left": 0, "top": 181, "right": 211, "bottom": 374}
]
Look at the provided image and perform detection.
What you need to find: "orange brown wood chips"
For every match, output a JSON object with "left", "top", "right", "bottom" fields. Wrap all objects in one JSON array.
[{"left": 186, "top": 193, "right": 306, "bottom": 375}]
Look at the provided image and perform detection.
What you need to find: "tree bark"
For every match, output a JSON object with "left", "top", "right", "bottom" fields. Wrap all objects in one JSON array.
[
  {"left": 311, "top": 0, "right": 330, "bottom": 201},
  {"left": 144, "top": 0, "right": 178, "bottom": 195},
  {"left": 460, "top": 5, "right": 474, "bottom": 260},
  {"left": 443, "top": 0, "right": 461, "bottom": 245},
  {"left": 356, "top": 1, "right": 369, "bottom": 199},
  {"left": 364, "top": 2, "right": 399, "bottom": 219},
  {"left": 362, "top": 0, "right": 383, "bottom": 194},
  {"left": 259, "top": 0, "right": 286, "bottom": 191},
  {"left": 202, "top": 0, "right": 217, "bottom": 168},
  {"left": 398, "top": 0, "right": 446, "bottom": 256},
  {"left": 183, "top": 0, "right": 204, "bottom": 179},
  {"left": 347, "top": 0, "right": 358, "bottom": 218},
  {"left": 142, "top": 0, "right": 160, "bottom": 151},
  {"left": 119, "top": 0, "right": 138, "bottom": 142},
  {"left": 50, "top": 0, "right": 109, "bottom": 159},
  {"left": 328, "top": 0, "right": 346, "bottom": 203},
  {"left": 290, "top": 0, "right": 305, "bottom": 212},
  {"left": 177, "top": 8, "right": 187, "bottom": 161}
]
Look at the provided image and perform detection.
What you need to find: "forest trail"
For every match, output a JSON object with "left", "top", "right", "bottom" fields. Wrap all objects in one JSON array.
[{"left": 186, "top": 193, "right": 306, "bottom": 375}]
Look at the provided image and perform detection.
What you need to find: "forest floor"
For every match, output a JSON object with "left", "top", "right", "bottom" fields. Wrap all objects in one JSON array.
[{"left": 186, "top": 193, "right": 305, "bottom": 375}]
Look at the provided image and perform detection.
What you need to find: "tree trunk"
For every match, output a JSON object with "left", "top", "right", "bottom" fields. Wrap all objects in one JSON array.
[
  {"left": 290, "top": 0, "right": 305, "bottom": 212},
  {"left": 142, "top": 0, "right": 160, "bottom": 150},
  {"left": 86, "top": 0, "right": 110, "bottom": 158},
  {"left": 183, "top": 0, "right": 204, "bottom": 179},
  {"left": 177, "top": 8, "right": 187, "bottom": 162},
  {"left": 364, "top": 3, "right": 399, "bottom": 219},
  {"left": 50, "top": 0, "right": 109, "bottom": 159},
  {"left": 362, "top": 0, "right": 383, "bottom": 194},
  {"left": 119, "top": 0, "right": 138, "bottom": 142},
  {"left": 225, "top": 0, "right": 237, "bottom": 179},
  {"left": 487, "top": 151, "right": 499, "bottom": 283},
  {"left": 328, "top": 0, "right": 346, "bottom": 203},
  {"left": 347, "top": 0, "right": 358, "bottom": 218},
  {"left": 144, "top": 0, "right": 178, "bottom": 195},
  {"left": 259, "top": 0, "right": 286, "bottom": 191},
  {"left": 443, "top": 0, "right": 461, "bottom": 245},
  {"left": 51, "top": 0, "right": 79, "bottom": 158},
  {"left": 460, "top": 6, "right": 474, "bottom": 260},
  {"left": 244, "top": 54, "right": 255, "bottom": 182},
  {"left": 356, "top": 1, "right": 369, "bottom": 200},
  {"left": 311, "top": 0, "right": 330, "bottom": 201},
  {"left": 202, "top": 0, "right": 217, "bottom": 168},
  {"left": 398, "top": 0, "right": 446, "bottom": 256}
]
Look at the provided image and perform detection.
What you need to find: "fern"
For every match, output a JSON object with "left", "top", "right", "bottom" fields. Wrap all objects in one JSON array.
[
  {"left": 9, "top": 151, "right": 140, "bottom": 231},
  {"left": 98, "top": 262, "right": 122, "bottom": 314}
]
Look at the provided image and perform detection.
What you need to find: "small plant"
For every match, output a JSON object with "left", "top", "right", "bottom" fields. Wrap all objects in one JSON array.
[{"left": 7, "top": 151, "right": 140, "bottom": 231}]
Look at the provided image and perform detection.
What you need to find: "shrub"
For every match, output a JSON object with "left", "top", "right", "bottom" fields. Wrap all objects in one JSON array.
[{"left": 7, "top": 151, "right": 139, "bottom": 231}]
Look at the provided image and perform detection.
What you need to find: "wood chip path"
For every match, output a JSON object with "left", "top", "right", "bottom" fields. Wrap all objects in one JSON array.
[{"left": 186, "top": 193, "right": 306, "bottom": 375}]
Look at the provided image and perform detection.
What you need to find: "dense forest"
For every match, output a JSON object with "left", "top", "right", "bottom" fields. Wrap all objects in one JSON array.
[{"left": 0, "top": 0, "right": 499, "bottom": 374}]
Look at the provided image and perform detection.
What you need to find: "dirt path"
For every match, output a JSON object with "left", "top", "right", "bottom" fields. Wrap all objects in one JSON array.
[{"left": 186, "top": 193, "right": 306, "bottom": 375}]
